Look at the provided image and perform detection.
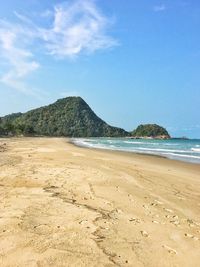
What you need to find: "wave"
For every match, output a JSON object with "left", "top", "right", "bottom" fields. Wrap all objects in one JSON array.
[
  {"left": 124, "top": 141, "right": 145, "bottom": 144},
  {"left": 130, "top": 151, "right": 200, "bottom": 160},
  {"left": 134, "top": 147, "right": 192, "bottom": 153},
  {"left": 127, "top": 150, "right": 200, "bottom": 160},
  {"left": 72, "top": 139, "right": 94, "bottom": 148},
  {"left": 74, "top": 141, "right": 198, "bottom": 155},
  {"left": 123, "top": 140, "right": 165, "bottom": 145},
  {"left": 71, "top": 138, "right": 200, "bottom": 164},
  {"left": 191, "top": 148, "right": 200, "bottom": 152},
  {"left": 161, "top": 152, "right": 200, "bottom": 160}
]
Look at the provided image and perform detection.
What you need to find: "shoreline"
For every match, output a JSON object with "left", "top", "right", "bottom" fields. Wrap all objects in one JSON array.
[
  {"left": 0, "top": 137, "right": 200, "bottom": 267},
  {"left": 70, "top": 138, "right": 200, "bottom": 166},
  {"left": 69, "top": 141, "right": 200, "bottom": 179}
]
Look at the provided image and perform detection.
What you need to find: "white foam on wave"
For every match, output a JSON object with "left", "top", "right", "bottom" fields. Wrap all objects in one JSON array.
[
  {"left": 191, "top": 148, "right": 200, "bottom": 152},
  {"left": 124, "top": 141, "right": 143, "bottom": 144},
  {"left": 127, "top": 150, "right": 200, "bottom": 161},
  {"left": 72, "top": 139, "right": 117, "bottom": 151},
  {"left": 71, "top": 138, "right": 200, "bottom": 163},
  {"left": 162, "top": 152, "right": 200, "bottom": 160},
  {"left": 124, "top": 140, "right": 160, "bottom": 145},
  {"left": 134, "top": 147, "right": 192, "bottom": 153},
  {"left": 72, "top": 139, "right": 93, "bottom": 148}
]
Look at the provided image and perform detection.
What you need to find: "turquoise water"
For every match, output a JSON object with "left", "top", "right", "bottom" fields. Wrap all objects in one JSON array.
[{"left": 72, "top": 138, "right": 200, "bottom": 164}]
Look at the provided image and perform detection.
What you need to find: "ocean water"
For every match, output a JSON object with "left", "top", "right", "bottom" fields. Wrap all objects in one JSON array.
[{"left": 72, "top": 138, "right": 200, "bottom": 164}]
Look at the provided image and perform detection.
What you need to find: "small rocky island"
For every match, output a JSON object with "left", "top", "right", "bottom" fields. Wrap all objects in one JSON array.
[{"left": 131, "top": 124, "right": 171, "bottom": 139}]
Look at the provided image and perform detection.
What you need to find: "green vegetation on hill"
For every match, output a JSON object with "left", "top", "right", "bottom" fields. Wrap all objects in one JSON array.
[
  {"left": 131, "top": 124, "right": 170, "bottom": 138},
  {"left": 0, "top": 97, "right": 128, "bottom": 137}
]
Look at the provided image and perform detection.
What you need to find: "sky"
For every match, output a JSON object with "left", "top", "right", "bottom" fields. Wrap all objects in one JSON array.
[{"left": 0, "top": 0, "right": 200, "bottom": 138}]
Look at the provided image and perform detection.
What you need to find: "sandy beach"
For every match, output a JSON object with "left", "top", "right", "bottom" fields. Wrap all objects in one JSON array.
[{"left": 0, "top": 137, "right": 200, "bottom": 267}]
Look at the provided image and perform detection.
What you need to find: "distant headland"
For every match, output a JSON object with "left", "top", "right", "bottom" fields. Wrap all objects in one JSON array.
[{"left": 0, "top": 96, "right": 171, "bottom": 139}]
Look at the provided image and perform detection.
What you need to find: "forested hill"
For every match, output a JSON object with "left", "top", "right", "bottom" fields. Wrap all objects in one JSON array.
[
  {"left": 0, "top": 97, "right": 128, "bottom": 137},
  {"left": 131, "top": 124, "right": 170, "bottom": 139}
]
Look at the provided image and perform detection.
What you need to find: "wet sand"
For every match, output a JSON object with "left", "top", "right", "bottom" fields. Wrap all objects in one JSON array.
[{"left": 0, "top": 137, "right": 200, "bottom": 267}]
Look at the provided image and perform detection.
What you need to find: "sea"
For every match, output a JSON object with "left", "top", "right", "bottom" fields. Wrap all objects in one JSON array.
[{"left": 72, "top": 138, "right": 200, "bottom": 164}]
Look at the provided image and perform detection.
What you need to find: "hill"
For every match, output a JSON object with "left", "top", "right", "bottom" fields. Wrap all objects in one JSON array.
[
  {"left": 0, "top": 97, "right": 128, "bottom": 137},
  {"left": 131, "top": 124, "right": 170, "bottom": 139}
]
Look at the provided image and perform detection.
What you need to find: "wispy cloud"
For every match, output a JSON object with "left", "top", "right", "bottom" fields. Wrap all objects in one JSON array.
[
  {"left": 0, "top": 21, "right": 39, "bottom": 95},
  {"left": 39, "top": 0, "right": 118, "bottom": 58},
  {"left": 14, "top": 11, "right": 33, "bottom": 25},
  {"left": 153, "top": 4, "right": 166, "bottom": 12},
  {"left": 0, "top": 0, "right": 117, "bottom": 94}
]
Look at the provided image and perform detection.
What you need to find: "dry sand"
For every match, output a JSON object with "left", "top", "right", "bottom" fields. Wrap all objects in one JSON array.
[{"left": 0, "top": 137, "right": 200, "bottom": 267}]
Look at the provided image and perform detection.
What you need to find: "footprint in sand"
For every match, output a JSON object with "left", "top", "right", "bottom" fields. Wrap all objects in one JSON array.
[
  {"left": 185, "top": 233, "right": 199, "bottom": 241},
  {"left": 154, "top": 199, "right": 163, "bottom": 205},
  {"left": 79, "top": 220, "right": 88, "bottom": 225},
  {"left": 115, "top": 209, "right": 123, "bottom": 214},
  {"left": 143, "top": 204, "right": 149, "bottom": 209},
  {"left": 141, "top": 230, "right": 149, "bottom": 237},
  {"left": 152, "top": 220, "right": 160, "bottom": 224},
  {"left": 129, "top": 218, "right": 141, "bottom": 224},
  {"left": 186, "top": 219, "right": 200, "bottom": 228},
  {"left": 162, "top": 245, "right": 177, "bottom": 255},
  {"left": 164, "top": 208, "right": 174, "bottom": 213},
  {"left": 170, "top": 220, "right": 180, "bottom": 226}
]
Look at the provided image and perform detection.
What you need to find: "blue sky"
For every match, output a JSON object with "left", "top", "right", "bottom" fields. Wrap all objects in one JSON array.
[{"left": 0, "top": 0, "right": 200, "bottom": 138}]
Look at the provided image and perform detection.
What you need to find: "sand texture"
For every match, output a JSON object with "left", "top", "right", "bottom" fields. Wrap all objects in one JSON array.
[{"left": 0, "top": 137, "right": 200, "bottom": 267}]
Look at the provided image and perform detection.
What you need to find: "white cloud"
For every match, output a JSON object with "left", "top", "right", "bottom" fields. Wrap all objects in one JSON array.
[
  {"left": 0, "top": 21, "right": 39, "bottom": 94},
  {"left": 14, "top": 11, "right": 33, "bottom": 25},
  {"left": 153, "top": 4, "right": 166, "bottom": 12},
  {"left": 0, "top": 0, "right": 118, "bottom": 94},
  {"left": 39, "top": 0, "right": 118, "bottom": 58}
]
